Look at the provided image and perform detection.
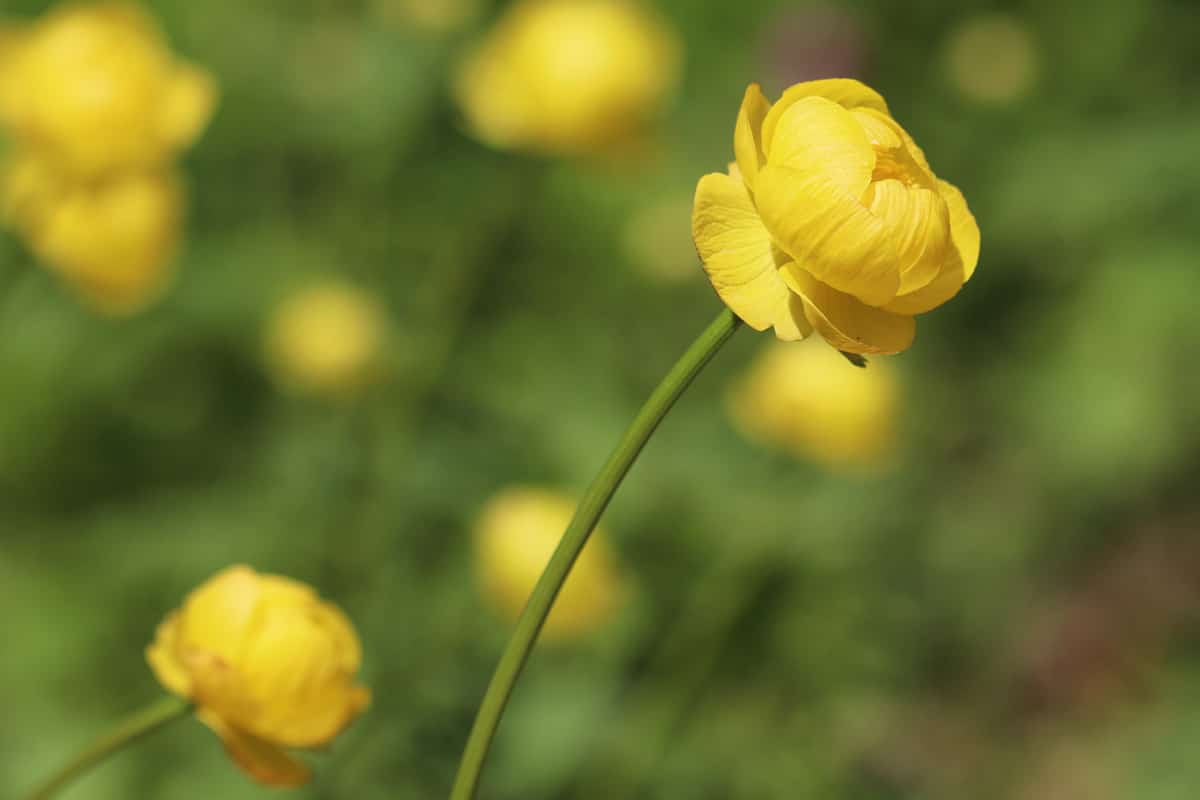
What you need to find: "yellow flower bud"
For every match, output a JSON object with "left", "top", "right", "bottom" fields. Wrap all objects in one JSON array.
[
  {"left": 1, "top": 154, "right": 183, "bottom": 314},
  {"left": 692, "top": 80, "right": 981, "bottom": 355},
  {"left": 0, "top": 2, "right": 216, "bottom": 177},
  {"left": 264, "top": 282, "right": 387, "bottom": 396},
  {"left": 454, "top": 0, "right": 681, "bottom": 154},
  {"left": 728, "top": 340, "right": 897, "bottom": 467},
  {"left": 146, "top": 565, "right": 370, "bottom": 787},
  {"left": 474, "top": 487, "right": 625, "bottom": 641}
]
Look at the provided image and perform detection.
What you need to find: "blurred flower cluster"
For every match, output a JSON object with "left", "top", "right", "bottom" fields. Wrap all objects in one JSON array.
[
  {"left": 147, "top": 565, "right": 370, "bottom": 786},
  {"left": 0, "top": 1, "right": 215, "bottom": 313},
  {"left": 455, "top": 0, "right": 680, "bottom": 155}
]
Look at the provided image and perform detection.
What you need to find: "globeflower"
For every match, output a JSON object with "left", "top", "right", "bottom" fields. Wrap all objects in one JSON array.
[
  {"left": 455, "top": 0, "right": 680, "bottom": 155},
  {"left": 1, "top": 155, "right": 182, "bottom": 314},
  {"left": 0, "top": 1, "right": 216, "bottom": 178},
  {"left": 692, "top": 79, "right": 980, "bottom": 355},
  {"left": 474, "top": 487, "right": 625, "bottom": 640},
  {"left": 146, "top": 566, "right": 370, "bottom": 787},
  {"left": 264, "top": 281, "right": 387, "bottom": 396},
  {"left": 728, "top": 339, "right": 897, "bottom": 467}
]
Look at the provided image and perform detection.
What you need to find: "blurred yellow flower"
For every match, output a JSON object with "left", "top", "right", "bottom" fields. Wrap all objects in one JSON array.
[
  {"left": 455, "top": 0, "right": 680, "bottom": 154},
  {"left": 265, "top": 282, "right": 386, "bottom": 396},
  {"left": 146, "top": 565, "right": 370, "bottom": 787},
  {"left": 1, "top": 155, "right": 182, "bottom": 314},
  {"left": 474, "top": 487, "right": 625, "bottom": 640},
  {"left": 944, "top": 14, "right": 1039, "bottom": 106},
  {"left": 728, "top": 339, "right": 897, "bottom": 467},
  {"left": 0, "top": 1, "right": 216, "bottom": 178},
  {"left": 693, "top": 80, "right": 980, "bottom": 355}
]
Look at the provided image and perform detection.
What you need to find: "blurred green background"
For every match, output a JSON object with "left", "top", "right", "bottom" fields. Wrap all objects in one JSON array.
[{"left": 5, "top": 0, "right": 1200, "bottom": 798}]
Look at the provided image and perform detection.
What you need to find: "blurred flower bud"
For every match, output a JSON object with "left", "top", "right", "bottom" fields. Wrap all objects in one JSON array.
[
  {"left": 265, "top": 281, "right": 387, "bottom": 396},
  {"left": 1, "top": 154, "right": 183, "bottom": 314},
  {"left": 944, "top": 14, "right": 1038, "bottom": 106},
  {"left": 0, "top": 1, "right": 216, "bottom": 177},
  {"left": 455, "top": 0, "right": 681, "bottom": 155},
  {"left": 474, "top": 486, "right": 625, "bottom": 640},
  {"left": 727, "top": 340, "right": 898, "bottom": 467},
  {"left": 146, "top": 565, "right": 371, "bottom": 787}
]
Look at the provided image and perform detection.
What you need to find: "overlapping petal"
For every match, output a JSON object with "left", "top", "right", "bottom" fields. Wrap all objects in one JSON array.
[
  {"left": 781, "top": 263, "right": 915, "bottom": 355},
  {"left": 756, "top": 163, "right": 899, "bottom": 307},
  {"left": 733, "top": 83, "right": 770, "bottom": 191},
  {"left": 760, "top": 78, "right": 889, "bottom": 156},
  {"left": 938, "top": 179, "right": 980, "bottom": 281},
  {"left": 692, "top": 171, "right": 808, "bottom": 339},
  {"left": 865, "top": 179, "right": 953, "bottom": 295},
  {"left": 200, "top": 712, "right": 310, "bottom": 788}
]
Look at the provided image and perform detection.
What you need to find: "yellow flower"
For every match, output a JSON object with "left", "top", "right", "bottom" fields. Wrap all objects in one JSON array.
[
  {"left": 455, "top": 0, "right": 680, "bottom": 154},
  {"left": 692, "top": 79, "right": 980, "bottom": 355},
  {"left": 474, "top": 487, "right": 625, "bottom": 640},
  {"left": 1, "top": 154, "right": 182, "bottom": 314},
  {"left": 146, "top": 565, "right": 370, "bottom": 787},
  {"left": 728, "top": 339, "right": 897, "bottom": 467},
  {"left": 0, "top": 1, "right": 216, "bottom": 177},
  {"left": 264, "top": 282, "right": 386, "bottom": 396}
]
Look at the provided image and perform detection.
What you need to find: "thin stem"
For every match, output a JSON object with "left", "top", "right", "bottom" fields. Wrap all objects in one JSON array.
[
  {"left": 448, "top": 307, "right": 742, "bottom": 800},
  {"left": 27, "top": 696, "right": 192, "bottom": 800}
]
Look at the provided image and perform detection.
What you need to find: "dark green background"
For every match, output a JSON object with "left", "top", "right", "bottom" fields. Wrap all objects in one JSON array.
[{"left": 4, "top": 0, "right": 1200, "bottom": 797}]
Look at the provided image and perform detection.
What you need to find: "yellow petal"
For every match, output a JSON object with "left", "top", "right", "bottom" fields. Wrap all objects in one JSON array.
[
  {"left": 768, "top": 96, "right": 874, "bottom": 197},
  {"left": 145, "top": 612, "right": 192, "bottom": 697},
  {"left": 938, "top": 179, "right": 980, "bottom": 281},
  {"left": 177, "top": 565, "right": 262, "bottom": 665},
  {"left": 781, "top": 264, "right": 915, "bottom": 355},
  {"left": 733, "top": 83, "right": 770, "bottom": 191},
  {"left": 771, "top": 292, "right": 814, "bottom": 342},
  {"left": 865, "top": 179, "right": 952, "bottom": 294},
  {"left": 761, "top": 78, "right": 889, "bottom": 157},
  {"left": 882, "top": 255, "right": 965, "bottom": 315},
  {"left": 238, "top": 605, "right": 369, "bottom": 748},
  {"left": 691, "top": 171, "right": 793, "bottom": 332},
  {"left": 850, "top": 108, "right": 936, "bottom": 189},
  {"left": 160, "top": 63, "right": 217, "bottom": 151},
  {"left": 199, "top": 711, "right": 311, "bottom": 788},
  {"left": 755, "top": 163, "right": 899, "bottom": 307}
]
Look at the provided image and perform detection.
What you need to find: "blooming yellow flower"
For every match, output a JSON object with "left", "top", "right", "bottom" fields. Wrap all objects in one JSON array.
[
  {"left": 692, "top": 79, "right": 980, "bottom": 355},
  {"left": 474, "top": 487, "right": 625, "bottom": 640},
  {"left": 264, "top": 282, "right": 387, "bottom": 396},
  {"left": 0, "top": 1, "right": 216, "bottom": 178},
  {"left": 728, "top": 339, "right": 897, "bottom": 467},
  {"left": 1, "top": 154, "right": 182, "bottom": 314},
  {"left": 146, "top": 565, "right": 370, "bottom": 787},
  {"left": 455, "top": 0, "right": 680, "bottom": 154}
]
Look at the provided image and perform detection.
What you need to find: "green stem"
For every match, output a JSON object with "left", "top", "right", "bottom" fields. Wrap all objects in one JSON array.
[
  {"left": 27, "top": 696, "right": 191, "bottom": 800},
  {"left": 448, "top": 307, "right": 742, "bottom": 800}
]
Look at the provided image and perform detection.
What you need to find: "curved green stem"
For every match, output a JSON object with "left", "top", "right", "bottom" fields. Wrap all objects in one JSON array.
[
  {"left": 449, "top": 307, "right": 742, "bottom": 800},
  {"left": 27, "top": 696, "right": 191, "bottom": 800}
]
